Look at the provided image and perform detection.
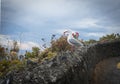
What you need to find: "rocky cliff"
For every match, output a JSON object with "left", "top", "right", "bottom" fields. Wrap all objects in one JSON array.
[{"left": 1, "top": 40, "right": 120, "bottom": 84}]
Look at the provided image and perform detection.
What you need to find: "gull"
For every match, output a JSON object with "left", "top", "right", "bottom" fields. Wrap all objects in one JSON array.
[{"left": 64, "top": 30, "right": 84, "bottom": 47}]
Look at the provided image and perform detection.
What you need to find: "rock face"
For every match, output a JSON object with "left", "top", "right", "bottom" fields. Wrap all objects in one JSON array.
[
  {"left": 92, "top": 57, "right": 120, "bottom": 84},
  {"left": 1, "top": 40, "right": 120, "bottom": 84}
]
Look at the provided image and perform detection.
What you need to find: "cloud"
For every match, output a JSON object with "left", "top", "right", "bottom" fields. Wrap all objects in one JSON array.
[
  {"left": 106, "top": 26, "right": 120, "bottom": 34},
  {"left": 53, "top": 28, "right": 106, "bottom": 40},
  {"left": 54, "top": 28, "right": 72, "bottom": 34},
  {"left": 89, "top": 0, "right": 120, "bottom": 23},
  {"left": 0, "top": 35, "right": 17, "bottom": 48},
  {"left": 85, "top": 32, "right": 105, "bottom": 37},
  {"left": 2, "top": 0, "right": 120, "bottom": 26},
  {"left": 76, "top": 18, "right": 101, "bottom": 28},
  {"left": 0, "top": 34, "right": 40, "bottom": 50},
  {"left": 0, "top": 34, "right": 10, "bottom": 46},
  {"left": 0, "top": 34, "right": 10, "bottom": 39},
  {"left": 1, "top": 0, "right": 120, "bottom": 42},
  {"left": 20, "top": 42, "right": 40, "bottom": 50},
  {"left": 56, "top": 17, "right": 120, "bottom": 35},
  {"left": 2, "top": 0, "right": 77, "bottom": 23},
  {"left": 62, "top": 18, "right": 102, "bottom": 29}
]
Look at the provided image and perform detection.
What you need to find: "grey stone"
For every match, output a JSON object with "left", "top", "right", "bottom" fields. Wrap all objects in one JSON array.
[{"left": 1, "top": 40, "right": 120, "bottom": 84}]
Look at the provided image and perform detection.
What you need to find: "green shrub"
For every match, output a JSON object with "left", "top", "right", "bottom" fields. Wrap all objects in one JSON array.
[
  {"left": 0, "top": 60, "right": 25, "bottom": 77},
  {"left": 38, "top": 49, "right": 57, "bottom": 62},
  {"left": 0, "top": 60, "right": 10, "bottom": 77},
  {"left": 9, "top": 60, "right": 25, "bottom": 70},
  {"left": 25, "top": 52, "right": 33, "bottom": 58},
  {"left": 51, "top": 35, "right": 72, "bottom": 52}
]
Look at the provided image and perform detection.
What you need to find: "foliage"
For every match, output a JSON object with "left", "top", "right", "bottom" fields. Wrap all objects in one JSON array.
[
  {"left": 84, "top": 33, "right": 120, "bottom": 44},
  {"left": 9, "top": 60, "right": 25, "bottom": 71},
  {"left": 10, "top": 51, "right": 18, "bottom": 60},
  {"left": 38, "top": 35, "right": 73, "bottom": 62},
  {"left": 0, "top": 60, "right": 10, "bottom": 77},
  {"left": 51, "top": 35, "right": 72, "bottom": 52},
  {"left": 10, "top": 40, "right": 19, "bottom": 53},
  {"left": 32, "top": 47, "right": 40, "bottom": 57},
  {"left": 0, "top": 60, "right": 25, "bottom": 77},
  {"left": 25, "top": 47, "right": 40, "bottom": 59},
  {"left": 99, "top": 33, "right": 120, "bottom": 42},
  {"left": 0, "top": 41, "right": 24, "bottom": 77},
  {"left": 38, "top": 48, "right": 57, "bottom": 62},
  {"left": 84, "top": 39, "right": 97, "bottom": 45},
  {"left": 0, "top": 33, "right": 120, "bottom": 77},
  {"left": 25, "top": 51, "right": 33, "bottom": 58},
  {"left": 0, "top": 46, "right": 6, "bottom": 59}
]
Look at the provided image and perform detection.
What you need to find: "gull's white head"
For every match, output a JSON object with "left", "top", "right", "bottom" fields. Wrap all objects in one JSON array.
[{"left": 63, "top": 30, "right": 72, "bottom": 36}]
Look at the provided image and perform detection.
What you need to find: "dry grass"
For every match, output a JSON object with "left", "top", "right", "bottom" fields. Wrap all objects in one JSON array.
[{"left": 117, "top": 62, "right": 120, "bottom": 69}]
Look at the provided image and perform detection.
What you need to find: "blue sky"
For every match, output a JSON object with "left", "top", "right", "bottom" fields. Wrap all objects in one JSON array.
[{"left": 1, "top": 0, "right": 120, "bottom": 51}]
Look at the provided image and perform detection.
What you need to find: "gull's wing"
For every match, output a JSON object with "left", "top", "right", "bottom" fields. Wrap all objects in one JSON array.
[{"left": 69, "top": 38, "right": 84, "bottom": 46}]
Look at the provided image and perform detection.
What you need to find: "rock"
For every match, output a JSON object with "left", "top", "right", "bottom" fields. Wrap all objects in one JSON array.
[
  {"left": 1, "top": 40, "right": 120, "bottom": 84},
  {"left": 0, "top": 72, "right": 13, "bottom": 84},
  {"left": 92, "top": 57, "right": 120, "bottom": 84}
]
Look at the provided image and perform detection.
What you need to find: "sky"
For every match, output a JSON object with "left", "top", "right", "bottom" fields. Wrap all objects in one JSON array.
[{"left": 1, "top": 0, "right": 120, "bottom": 51}]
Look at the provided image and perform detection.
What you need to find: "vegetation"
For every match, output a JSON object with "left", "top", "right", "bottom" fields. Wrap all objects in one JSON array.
[
  {"left": 0, "top": 40, "right": 25, "bottom": 77},
  {"left": 10, "top": 40, "right": 19, "bottom": 53},
  {"left": 99, "top": 33, "right": 120, "bottom": 42},
  {"left": 38, "top": 48, "right": 57, "bottom": 62},
  {"left": 0, "top": 33, "right": 120, "bottom": 77},
  {"left": 38, "top": 35, "right": 71, "bottom": 62},
  {"left": 0, "top": 45, "right": 7, "bottom": 60},
  {"left": 50, "top": 35, "right": 72, "bottom": 52},
  {"left": 0, "top": 60, "right": 25, "bottom": 77},
  {"left": 84, "top": 39, "right": 97, "bottom": 45},
  {"left": 25, "top": 47, "right": 40, "bottom": 59},
  {"left": 84, "top": 33, "right": 120, "bottom": 44}
]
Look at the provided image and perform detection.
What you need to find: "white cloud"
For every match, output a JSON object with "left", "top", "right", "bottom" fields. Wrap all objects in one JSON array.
[
  {"left": 54, "top": 28, "right": 106, "bottom": 39},
  {"left": 106, "top": 26, "right": 120, "bottom": 34},
  {"left": 0, "top": 35, "right": 15, "bottom": 48},
  {"left": 0, "top": 34, "right": 10, "bottom": 39},
  {"left": 20, "top": 42, "right": 40, "bottom": 50},
  {"left": 4, "top": 0, "right": 77, "bottom": 22},
  {"left": 2, "top": 0, "right": 120, "bottom": 42},
  {"left": 0, "top": 34, "right": 40, "bottom": 50},
  {"left": 3, "top": 0, "right": 93, "bottom": 28},
  {"left": 54, "top": 28, "right": 72, "bottom": 34},
  {"left": 0, "top": 34, "right": 10, "bottom": 45},
  {"left": 75, "top": 18, "right": 101, "bottom": 28},
  {"left": 85, "top": 32, "right": 105, "bottom": 37},
  {"left": 63, "top": 18, "right": 103, "bottom": 29},
  {"left": 54, "top": 28, "right": 78, "bottom": 35}
]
